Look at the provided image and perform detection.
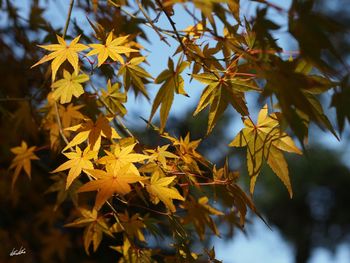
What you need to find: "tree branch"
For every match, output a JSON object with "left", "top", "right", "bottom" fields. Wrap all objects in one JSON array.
[
  {"left": 53, "top": 0, "right": 75, "bottom": 147},
  {"left": 135, "top": 0, "right": 171, "bottom": 46},
  {"left": 155, "top": 0, "right": 186, "bottom": 53},
  {"left": 62, "top": 0, "right": 74, "bottom": 38}
]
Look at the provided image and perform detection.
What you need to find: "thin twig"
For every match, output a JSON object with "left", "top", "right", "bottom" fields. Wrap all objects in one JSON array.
[
  {"left": 53, "top": 0, "right": 75, "bottom": 146},
  {"left": 62, "top": 0, "right": 74, "bottom": 38},
  {"left": 127, "top": 202, "right": 170, "bottom": 216},
  {"left": 135, "top": 0, "right": 170, "bottom": 46},
  {"left": 54, "top": 103, "right": 70, "bottom": 145},
  {"left": 179, "top": 180, "right": 232, "bottom": 187},
  {"left": 155, "top": 0, "right": 186, "bottom": 52},
  {"left": 155, "top": 0, "right": 220, "bottom": 77}
]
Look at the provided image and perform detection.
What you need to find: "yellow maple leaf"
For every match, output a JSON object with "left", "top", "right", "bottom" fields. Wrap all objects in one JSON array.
[
  {"left": 63, "top": 115, "right": 120, "bottom": 152},
  {"left": 31, "top": 35, "right": 88, "bottom": 81},
  {"left": 98, "top": 143, "right": 149, "bottom": 176},
  {"left": 78, "top": 164, "right": 147, "bottom": 210},
  {"left": 60, "top": 103, "right": 85, "bottom": 130},
  {"left": 86, "top": 32, "right": 138, "bottom": 67},
  {"left": 146, "top": 170, "right": 184, "bottom": 212},
  {"left": 149, "top": 58, "right": 189, "bottom": 132},
  {"left": 51, "top": 146, "right": 96, "bottom": 189},
  {"left": 51, "top": 70, "right": 89, "bottom": 104},
  {"left": 163, "top": 132, "right": 208, "bottom": 174},
  {"left": 9, "top": 141, "right": 39, "bottom": 188},
  {"left": 100, "top": 79, "right": 127, "bottom": 116},
  {"left": 229, "top": 105, "right": 302, "bottom": 197},
  {"left": 145, "top": 144, "right": 178, "bottom": 169},
  {"left": 41, "top": 95, "right": 85, "bottom": 150}
]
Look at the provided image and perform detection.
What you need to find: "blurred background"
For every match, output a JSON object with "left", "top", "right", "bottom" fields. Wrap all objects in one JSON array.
[{"left": 1, "top": 0, "right": 350, "bottom": 262}]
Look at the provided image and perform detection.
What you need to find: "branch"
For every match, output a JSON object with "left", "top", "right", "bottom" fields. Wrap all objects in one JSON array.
[
  {"left": 53, "top": 0, "right": 75, "bottom": 147},
  {"left": 62, "top": 0, "right": 74, "bottom": 38},
  {"left": 155, "top": 0, "right": 186, "bottom": 53},
  {"left": 54, "top": 103, "right": 70, "bottom": 145},
  {"left": 135, "top": 0, "right": 170, "bottom": 46}
]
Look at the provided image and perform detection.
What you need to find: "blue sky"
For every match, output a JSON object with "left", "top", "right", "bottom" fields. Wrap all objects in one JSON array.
[{"left": 15, "top": 0, "right": 350, "bottom": 262}]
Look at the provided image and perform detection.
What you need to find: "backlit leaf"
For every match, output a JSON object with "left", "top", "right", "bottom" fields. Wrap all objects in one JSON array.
[
  {"left": 51, "top": 146, "right": 96, "bottom": 189},
  {"left": 31, "top": 35, "right": 88, "bottom": 81},
  {"left": 51, "top": 70, "right": 89, "bottom": 104},
  {"left": 86, "top": 32, "right": 138, "bottom": 66},
  {"left": 229, "top": 105, "right": 302, "bottom": 197}
]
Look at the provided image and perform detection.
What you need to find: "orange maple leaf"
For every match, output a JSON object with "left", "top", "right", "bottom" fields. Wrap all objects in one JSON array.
[{"left": 78, "top": 164, "right": 147, "bottom": 210}]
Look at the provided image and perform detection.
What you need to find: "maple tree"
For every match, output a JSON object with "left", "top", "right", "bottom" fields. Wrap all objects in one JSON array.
[{"left": 1, "top": 0, "right": 349, "bottom": 262}]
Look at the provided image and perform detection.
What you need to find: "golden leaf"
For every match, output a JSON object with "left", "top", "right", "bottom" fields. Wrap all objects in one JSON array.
[
  {"left": 63, "top": 115, "right": 120, "bottom": 152},
  {"left": 146, "top": 170, "right": 184, "bottom": 212},
  {"left": 51, "top": 146, "right": 96, "bottom": 189},
  {"left": 51, "top": 70, "right": 89, "bottom": 104},
  {"left": 9, "top": 141, "right": 39, "bottom": 188},
  {"left": 98, "top": 143, "right": 149, "bottom": 176},
  {"left": 31, "top": 35, "right": 88, "bottom": 81},
  {"left": 78, "top": 165, "right": 147, "bottom": 210},
  {"left": 229, "top": 105, "right": 302, "bottom": 197},
  {"left": 86, "top": 32, "right": 138, "bottom": 66},
  {"left": 149, "top": 58, "right": 189, "bottom": 132}
]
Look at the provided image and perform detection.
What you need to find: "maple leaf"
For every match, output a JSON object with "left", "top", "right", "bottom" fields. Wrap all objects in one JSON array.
[
  {"left": 119, "top": 56, "right": 153, "bottom": 99},
  {"left": 59, "top": 103, "right": 85, "bottom": 129},
  {"left": 229, "top": 105, "right": 302, "bottom": 197},
  {"left": 111, "top": 212, "right": 146, "bottom": 242},
  {"left": 192, "top": 72, "right": 258, "bottom": 134},
  {"left": 100, "top": 79, "right": 127, "bottom": 116},
  {"left": 35, "top": 205, "right": 64, "bottom": 227},
  {"left": 181, "top": 196, "right": 223, "bottom": 240},
  {"left": 183, "top": 23, "right": 204, "bottom": 40},
  {"left": 98, "top": 143, "right": 149, "bottom": 176},
  {"left": 213, "top": 159, "right": 260, "bottom": 226},
  {"left": 260, "top": 57, "right": 338, "bottom": 142},
  {"left": 145, "top": 144, "right": 178, "bottom": 169},
  {"left": 63, "top": 115, "right": 120, "bottom": 152},
  {"left": 41, "top": 95, "right": 85, "bottom": 150},
  {"left": 51, "top": 146, "right": 96, "bottom": 189},
  {"left": 78, "top": 165, "right": 147, "bottom": 210},
  {"left": 9, "top": 141, "right": 39, "bottom": 188},
  {"left": 146, "top": 170, "right": 184, "bottom": 212},
  {"left": 149, "top": 58, "right": 189, "bottom": 132},
  {"left": 31, "top": 35, "right": 88, "bottom": 81},
  {"left": 65, "top": 208, "right": 113, "bottom": 255},
  {"left": 86, "top": 32, "right": 138, "bottom": 66},
  {"left": 163, "top": 132, "right": 208, "bottom": 174},
  {"left": 51, "top": 70, "right": 89, "bottom": 104},
  {"left": 46, "top": 174, "right": 82, "bottom": 210}
]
